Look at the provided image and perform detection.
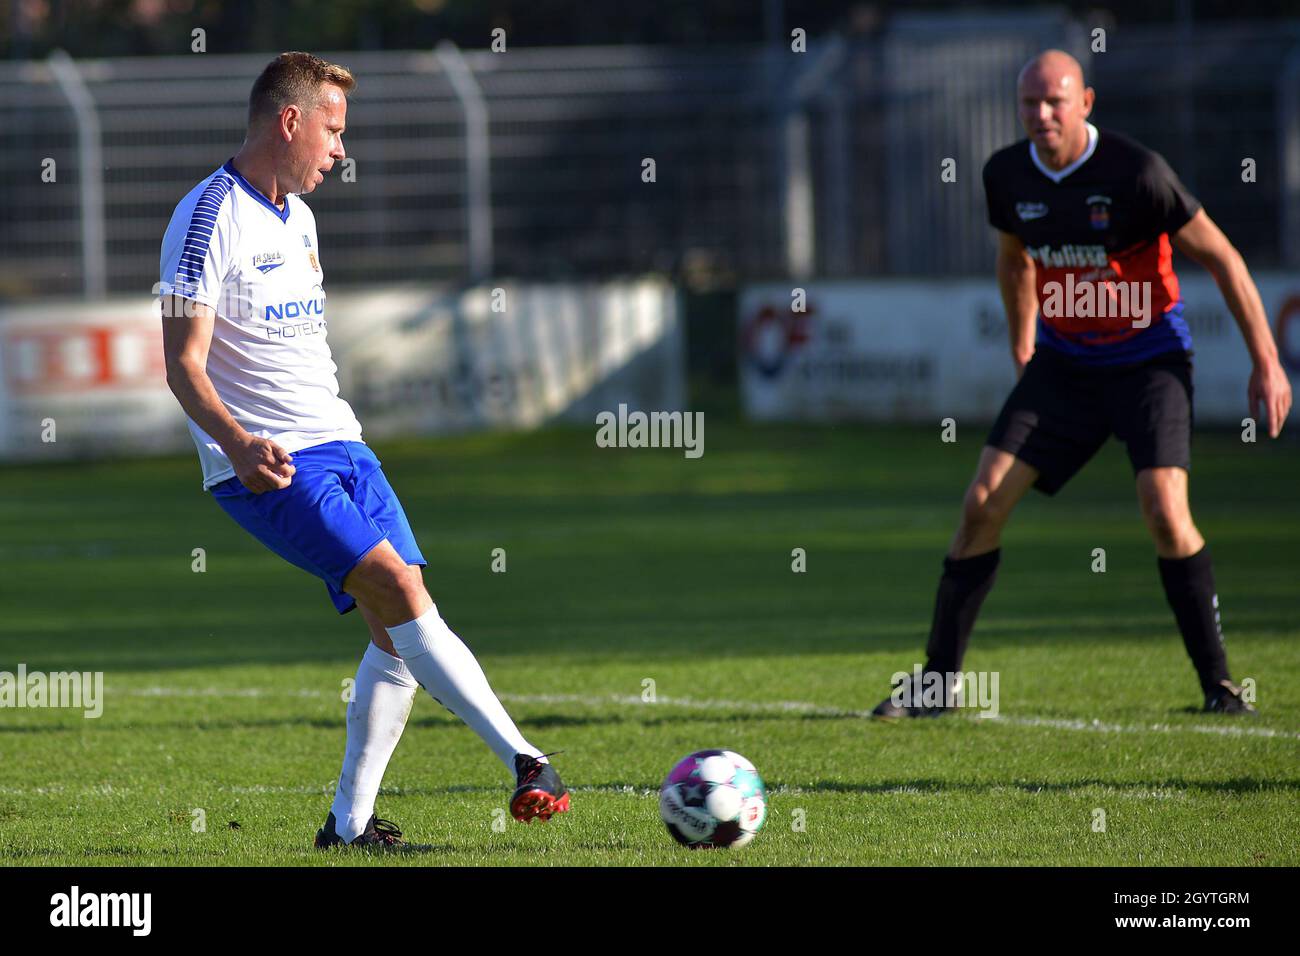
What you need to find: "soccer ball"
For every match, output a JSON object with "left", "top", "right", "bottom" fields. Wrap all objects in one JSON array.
[{"left": 659, "top": 749, "right": 767, "bottom": 848}]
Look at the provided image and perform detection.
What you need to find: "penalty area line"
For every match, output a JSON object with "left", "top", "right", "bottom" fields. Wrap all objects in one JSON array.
[
  {"left": 113, "top": 687, "right": 1300, "bottom": 740},
  {"left": 497, "top": 693, "right": 1300, "bottom": 741}
]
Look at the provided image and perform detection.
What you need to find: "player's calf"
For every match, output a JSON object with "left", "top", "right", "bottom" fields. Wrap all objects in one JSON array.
[{"left": 949, "top": 448, "right": 1037, "bottom": 558}]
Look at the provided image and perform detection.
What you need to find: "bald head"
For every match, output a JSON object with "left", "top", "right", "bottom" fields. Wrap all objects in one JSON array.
[
  {"left": 1016, "top": 49, "right": 1095, "bottom": 170},
  {"left": 1017, "top": 49, "right": 1085, "bottom": 94}
]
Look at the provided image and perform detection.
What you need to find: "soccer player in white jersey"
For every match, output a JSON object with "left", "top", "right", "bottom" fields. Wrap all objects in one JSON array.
[{"left": 158, "top": 53, "right": 568, "bottom": 848}]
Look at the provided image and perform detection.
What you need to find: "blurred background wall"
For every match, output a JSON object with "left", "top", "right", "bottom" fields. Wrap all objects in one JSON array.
[{"left": 1, "top": 1, "right": 1298, "bottom": 458}]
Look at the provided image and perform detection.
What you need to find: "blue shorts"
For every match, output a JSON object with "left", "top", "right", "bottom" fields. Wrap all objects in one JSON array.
[{"left": 210, "top": 440, "right": 426, "bottom": 615}]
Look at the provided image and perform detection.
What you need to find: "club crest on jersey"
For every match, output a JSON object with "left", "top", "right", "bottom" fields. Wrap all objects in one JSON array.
[
  {"left": 302, "top": 234, "right": 311, "bottom": 247},
  {"left": 1088, "top": 194, "right": 1112, "bottom": 230},
  {"left": 253, "top": 251, "right": 285, "bottom": 274},
  {"left": 307, "top": 251, "right": 320, "bottom": 272},
  {"left": 1016, "top": 201, "right": 1048, "bottom": 221}
]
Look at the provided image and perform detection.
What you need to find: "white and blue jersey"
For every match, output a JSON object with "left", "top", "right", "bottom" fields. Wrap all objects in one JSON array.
[
  {"left": 159, "top": 159, "right": 363, "bottom": 489},
  {"left": 161, "top": 159, "right": 424, "bottom": 614}
]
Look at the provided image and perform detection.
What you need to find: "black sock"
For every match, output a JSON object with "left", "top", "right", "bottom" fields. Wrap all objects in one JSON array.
[
  {"left": 1158, "top": 546, "right": 1231, "bottom": 697},
  {"left": 922, "top": 548, "right": 1001, "bottom": 675}
]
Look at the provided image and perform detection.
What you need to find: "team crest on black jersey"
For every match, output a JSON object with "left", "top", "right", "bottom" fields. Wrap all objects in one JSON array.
[{"left": 1088, "top": 195, "right": 1112, "bottom": 231}]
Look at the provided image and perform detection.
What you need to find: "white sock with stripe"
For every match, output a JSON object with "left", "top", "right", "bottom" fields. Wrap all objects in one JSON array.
[
  {"left": 329, "top": 642, "right": 418, "bottom": 844},
  {"left": 385, "top": 605, "right": 543, "bottom": 771}
]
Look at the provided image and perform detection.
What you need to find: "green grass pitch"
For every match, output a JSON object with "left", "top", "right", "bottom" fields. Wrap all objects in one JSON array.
[{"left": 0, "top": 423, "right": 1296, "bottom": 866}]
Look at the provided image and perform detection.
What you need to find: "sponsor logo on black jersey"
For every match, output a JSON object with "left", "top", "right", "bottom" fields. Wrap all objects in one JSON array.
[{"left": 1026, "top": 243, "right": 1110, "bottom": 269}]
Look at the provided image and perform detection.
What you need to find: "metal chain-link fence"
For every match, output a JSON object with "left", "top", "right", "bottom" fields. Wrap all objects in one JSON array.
[{"left": 2, "top": 17, "right": 1297, "bottom": 300}]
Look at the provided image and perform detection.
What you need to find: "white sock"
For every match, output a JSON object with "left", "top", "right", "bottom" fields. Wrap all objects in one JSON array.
[
  {"left": 329, "top": 642, "right": 418, "bottom": 843},
  {"left": 386, "top": 606, "right": 543, "bottom": 772}
]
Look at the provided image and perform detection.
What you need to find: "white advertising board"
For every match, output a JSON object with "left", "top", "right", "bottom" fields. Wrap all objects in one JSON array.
[
  {"left": 739, "top": 275, "right": 1300, "bottom": 426},
  {"left": 0, "top": 279, "right": 684, "bottom": 461}
]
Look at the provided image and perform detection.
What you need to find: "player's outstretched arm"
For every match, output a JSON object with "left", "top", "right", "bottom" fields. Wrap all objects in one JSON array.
[
  {"left": 161, "top": 295, "right": 296, "bottom": 492},
  {"left": 994, "top": 229, "right": 1038, "bottom": 377},
  {"left": 1172, "top": 210, "right": 1293, "bottom": 438}
]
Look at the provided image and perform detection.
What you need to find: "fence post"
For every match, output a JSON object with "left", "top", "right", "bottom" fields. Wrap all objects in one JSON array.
[
  {"left": 781, "top": 36, "right": 846, "bottom": 280},
  {"left": 1280, "top": 45, "right": 1300, "bottom": 269},
  {"left": 435, "top": 41, "right": 494, "bottom": 284},
  {"left": 823, "top": 81, "right": 853, "bottom": 277},
  {"left": 47, "top": 49, "right": 107, "bottom": 299}
]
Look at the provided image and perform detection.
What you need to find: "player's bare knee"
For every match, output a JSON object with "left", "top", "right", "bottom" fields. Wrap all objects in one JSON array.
[
  {"left": 1141, "top": 500, "right": 1176, "bottom": 540},
  {"left": 1144, "top": 504, "right": 1192, "bottom": 551},
  {"left": 400, "top": 565, "right": 430, "bottom": 608},
  {"left": 343, "top": 567, "right": 397, "bottom": 615},
  {"left": 963, "top": 482, "right": 1011, "bottom": 531},
  {"left": 374, "top": 568, "right": 421, "bottom": 613}
]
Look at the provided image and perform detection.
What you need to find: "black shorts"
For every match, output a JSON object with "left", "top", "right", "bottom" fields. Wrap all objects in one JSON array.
[{"left": 986, "top": 346, "right": 1193, "bottom": 495}]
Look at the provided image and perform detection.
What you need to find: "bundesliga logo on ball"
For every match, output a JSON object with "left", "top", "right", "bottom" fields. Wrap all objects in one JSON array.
[{"left": 659, "top": 749, "right": 767, "bottom": 848}]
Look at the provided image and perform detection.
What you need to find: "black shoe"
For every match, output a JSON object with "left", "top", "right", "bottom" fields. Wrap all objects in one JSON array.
[
  {"left": 510, "top": 752, "right": 570, "bottom": 823},
  {"left": 314, "top": 811, "right": 406, "bottom": 849},
  {"left": 871, "top": 670, "right": 962, "bottom": 720},
  {"left": 1204, "top": 680, "right": 1257, "bottom": 715}
]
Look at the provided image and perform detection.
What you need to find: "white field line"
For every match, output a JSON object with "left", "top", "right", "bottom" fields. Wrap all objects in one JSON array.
[
  {"left": 129, "top": 686, "right": 325, "bottom": 698},
  {"left": 505, "top": 693, "right": 1300, "bottom": 741},
  {"left": 112, "top": 686, "right": 1300, "bottom": 741}
]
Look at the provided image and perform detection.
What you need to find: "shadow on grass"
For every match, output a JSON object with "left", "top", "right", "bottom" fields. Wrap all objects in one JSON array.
[
  {"left": 0, "top": 843, "right": 460, "bottom": 862},
  {"left": 14, "top": 607, "right": 1286, "bottom": 672},
  {"left": 0, "top": 717, "right": 347, "bottom": 734},
  {"left": 0, "top": 708, "right": 882, "bottom": 736},
  {"left": 3, "top": 707, "right": 1290, "bottom": 735}
]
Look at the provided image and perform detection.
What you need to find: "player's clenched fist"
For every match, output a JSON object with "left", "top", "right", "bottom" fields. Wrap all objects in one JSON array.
[
  {"left": 228, "top": 436, "right": 296, "bottom": 493},
  {"left": 1249, "top": 358, "right": 1293, "bottom": 439}
]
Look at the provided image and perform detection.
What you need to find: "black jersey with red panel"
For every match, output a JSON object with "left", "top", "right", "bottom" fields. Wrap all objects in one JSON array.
[{"left": 982, "top": 124, "right": 1201, "bottom": 366}]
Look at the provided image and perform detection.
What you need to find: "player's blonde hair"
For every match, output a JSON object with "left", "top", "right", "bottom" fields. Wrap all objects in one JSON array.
[{"left": 248, "top": 52, "right": 355, "bottom": 127}]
